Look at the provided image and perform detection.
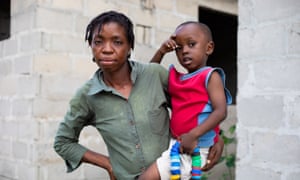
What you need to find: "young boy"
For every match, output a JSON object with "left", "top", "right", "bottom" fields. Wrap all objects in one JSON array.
[{"left": 139, "top": 21, "right": 232, "bottom": 180}]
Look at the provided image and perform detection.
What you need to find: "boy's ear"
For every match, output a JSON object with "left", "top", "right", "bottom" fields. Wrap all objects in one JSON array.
[{"left": 206, "top": 41, "right": 214, "bottom": 55}]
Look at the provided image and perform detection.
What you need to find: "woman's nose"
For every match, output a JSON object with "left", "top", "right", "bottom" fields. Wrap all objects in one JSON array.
[{"left": 102, "top": 42, "right": 113, "bottom": 52}]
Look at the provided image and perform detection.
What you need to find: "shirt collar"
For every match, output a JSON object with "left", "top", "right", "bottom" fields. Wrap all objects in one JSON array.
[{"left": 87, "top": 60, "right": 140, "bottom": 95}]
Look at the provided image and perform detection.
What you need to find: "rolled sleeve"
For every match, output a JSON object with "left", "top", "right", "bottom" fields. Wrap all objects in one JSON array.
[{"left": 54, "top": 126, "right": 88, "bottom": 172}]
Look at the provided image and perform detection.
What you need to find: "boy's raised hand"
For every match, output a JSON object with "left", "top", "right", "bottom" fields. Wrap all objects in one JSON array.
[{"left": 150, "top": 34, "right": 178, "bottom": 63}]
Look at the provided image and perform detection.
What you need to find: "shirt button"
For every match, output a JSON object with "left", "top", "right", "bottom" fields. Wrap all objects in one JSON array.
[
  {"left": 141, "top": 167, "right": 146, "bottom": 172},
  {"left": 130, "top": 120, "right": 134, "bottom": 125},
  {"left": 135, "top": 144, "right": 140, "bottom": 149}
]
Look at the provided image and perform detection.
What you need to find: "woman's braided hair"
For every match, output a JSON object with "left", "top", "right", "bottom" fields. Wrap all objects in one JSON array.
[{"left": 85, "top": 10, "right": 135, "bottom": 50}]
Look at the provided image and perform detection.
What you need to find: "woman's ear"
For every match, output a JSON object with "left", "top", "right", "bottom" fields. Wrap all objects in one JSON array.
[{"left": 206, "top": 41, "right": 214, "bottom": 55}]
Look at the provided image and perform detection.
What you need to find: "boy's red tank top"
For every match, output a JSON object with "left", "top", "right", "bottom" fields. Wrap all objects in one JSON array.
[{"left": 168, "top": 66, "right": 219, "bottom": 142}]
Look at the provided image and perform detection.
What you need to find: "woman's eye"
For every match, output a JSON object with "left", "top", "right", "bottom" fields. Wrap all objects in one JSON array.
[
  {"left": 93, "top": 40, "right": 102, "bottom": 45},
  {"left": 114, "top": 40, "right": 123, "bottom": 45}
]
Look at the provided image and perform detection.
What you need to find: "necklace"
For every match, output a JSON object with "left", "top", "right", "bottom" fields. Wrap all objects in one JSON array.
[{"left": 170, "top": 141, "right": 202, "bottom": 180}]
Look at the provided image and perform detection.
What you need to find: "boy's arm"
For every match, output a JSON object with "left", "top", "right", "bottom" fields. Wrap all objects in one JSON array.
[
  {"left": 150, "top": 36, "right": 177, "bottom": 63},
  {"left": 150, "top": 48, "right": 166, "bottom": 63}
]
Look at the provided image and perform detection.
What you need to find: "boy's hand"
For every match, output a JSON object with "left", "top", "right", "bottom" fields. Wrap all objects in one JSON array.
[
  {"left": 158, "top": 35, "right": 178, "bottom": 55},
  {"left": 150, "top": 34, "right": 178, "bottom": 63},
  {"left": 178, "top": 133, "right": 198, "bottom": 155},
  {"left": 201, "top": 138, "right": 224, "bottom": 171}
]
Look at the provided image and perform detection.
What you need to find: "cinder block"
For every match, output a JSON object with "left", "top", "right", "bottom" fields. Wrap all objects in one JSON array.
[
  {"left": 17, "top": 120, "right": 39, "bottom": 140},
  {"left": 20, "top": 32, "right": 43, "bottom": 53},
  {"left": 33, "top": 98, "right": 68, "bottom": 118},
  {"left": 0, "top": 160, "right": 17, "bottom": 179},
  {"left": 288, "top": 22, "right": 300, "bottom": 54},
  {"left": 236, "top": 165, "right": 281, "bottom": 180},
  {"left": 11, "top": 11, "right": 34, "bottom": 34},
  {"left": 286, "top": 171, "right": 300, "bottom": 180},
  {"left": 35, "top": 8, "right": 73, "bottom": 32},
  {"left": 155, "top": 0, "right": 173, "bottom": 11},
  {"left": 159, "top": 13, "right": 183, "bottom": 31},
  {"left": 252, "top": 0, "right": 300, "bottom": 22},
  {"left": 1, "top": 120, "right": 19, "bottom": 138},
  {"left": 252, "top": 132, "right": 300, "bottom": 165},
  {"left": 176, "top": 0, "right": 198, "bottom": 17},
  {"left": 0, "top": 98, "right": 12, "bottom": 116},
  {"left": 238, "top": 95, "right": 284, "bottom": 128},
  {"left": 0, "top": 139, "right": 11, "bottom": 157},
  {"left": 12, "top": 99, "right": 32, "bottom": 117},
  {"left": 12, "top": 141, "right": 28, "bottom": 159},
  {"left": 287, "top": 95, "right": 300, "bottom": 128},
  {"left": 50, "top": 35, "right": 87, "bottom": 54},
  {"left": 83, "top": 164, "right": 110, "bottom": 180},
  {"left": 52, "top": 0, "right": 82, "bottom": 11},
  {"left": 0, "top": 59, "right": 12, "bottom": 76},
  {"left": 40, "top": 163, "right": 83, "bottom": 180},
  {"left": 16, "top": 74, "right": 40, "bottom": 97},
  {"left": 254, "top": 60, "right": 300, "bottom": 90},
  {"left": 3, "top": 38, "right": 18, "bottom": 57},
  {"left": 14, "top": 55, "right": 33, "bottom": 75},
  {"left": 129, "top": 8, "right": 155, "bottom": 26},
  {"left": 30, "top": 142, "right": 60, "bottom": 164},
  {"left": 238, "top": 25, "right": 286, "bottom": 59},
  {"left": 235, "top": 126, "right": 249, "bottom": 160},
  {"left": 72, "top": 57, "right": 97, "bottom": 77},
  {"left": 39, "top": 74, "right": 87, "bottom": 101},
  {"left": 33, "top": 53, "right": 71, "bottom": 74},
  {"left": 85, "top": 0, "right": 116, "bottom": 17},
  {"left": 17, "top": 163, "right": 38, "bottom": 180}
]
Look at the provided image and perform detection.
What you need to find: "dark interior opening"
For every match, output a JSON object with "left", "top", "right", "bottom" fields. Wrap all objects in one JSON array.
[
  {"left": 199, "top": 6, "right": 237, "bottom": 104},
  {"left": 0, "top": 0, "right": 10, "bottom": 41}
]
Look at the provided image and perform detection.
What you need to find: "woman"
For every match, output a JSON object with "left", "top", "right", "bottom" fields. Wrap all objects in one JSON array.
[{"left": 54, "top": 10, "right": 224, "bottom": 180}]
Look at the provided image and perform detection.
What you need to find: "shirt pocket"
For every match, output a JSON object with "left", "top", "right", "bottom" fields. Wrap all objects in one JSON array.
[{"left": 147, "top": 104, "right": 169, "bottom": 135}]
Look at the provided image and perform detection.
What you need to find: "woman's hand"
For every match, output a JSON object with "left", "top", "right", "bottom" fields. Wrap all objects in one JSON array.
[
  {"left": 201, "top": 138, "right": 224, "bottom": 171},
  {"left": 107, "top": 166, "right": 116, "bottom": 180}
]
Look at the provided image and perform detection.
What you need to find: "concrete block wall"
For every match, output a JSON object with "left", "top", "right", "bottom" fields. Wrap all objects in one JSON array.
[
  {"left": 237, "top": 0, "right": 300, "bottom": 179},
  {"left": 0, "top": 0, "right": 237, "bottom": 179}
]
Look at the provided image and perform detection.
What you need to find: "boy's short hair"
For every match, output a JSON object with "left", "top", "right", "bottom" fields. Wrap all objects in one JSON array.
[{"left": 176, "top": 21, "right": 213, "bottom": 41}]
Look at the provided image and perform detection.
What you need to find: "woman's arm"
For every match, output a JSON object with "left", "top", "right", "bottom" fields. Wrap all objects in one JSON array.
[{"left": 81, "top": 150, "right": 116, "bottom": 180}]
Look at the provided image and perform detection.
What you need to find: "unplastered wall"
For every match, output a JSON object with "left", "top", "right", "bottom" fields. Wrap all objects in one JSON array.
[
  {"left": 0, "top": 0, "right": 237, "bottom": 179},
  {"left": 237, "top": 0, "right": 300, "bottom": 179}
]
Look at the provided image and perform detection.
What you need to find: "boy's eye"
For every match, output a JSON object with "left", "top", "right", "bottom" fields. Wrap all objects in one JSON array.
[
  {"left": 175, "top": 46, "right": 182, "bottom": 51},
  {"left": 188, "top": 42, "right": 196, "bottom": 47}
]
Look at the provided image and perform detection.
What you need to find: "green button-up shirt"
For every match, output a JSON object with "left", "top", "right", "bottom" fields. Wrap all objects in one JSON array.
[{"left": 54, "top": 61, "right": 170, "bottom": 179}]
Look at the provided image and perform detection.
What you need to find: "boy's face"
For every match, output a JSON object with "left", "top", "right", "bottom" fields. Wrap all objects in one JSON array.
[
  {"left": 91, "top": 22, "right": 131, "bottom": 72},
  {"left": 174, "top": 24, "right": 214, "bottom": 73}
]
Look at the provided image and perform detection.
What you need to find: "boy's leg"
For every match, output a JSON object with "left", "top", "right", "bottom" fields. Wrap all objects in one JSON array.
[{"left": 139, "top": 138, "right": 176, "bottom": 180}]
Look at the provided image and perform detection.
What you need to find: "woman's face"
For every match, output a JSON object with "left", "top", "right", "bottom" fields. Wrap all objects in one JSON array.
[{"left": 91, "top": 22, "right": 131, "bottom": 72}]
